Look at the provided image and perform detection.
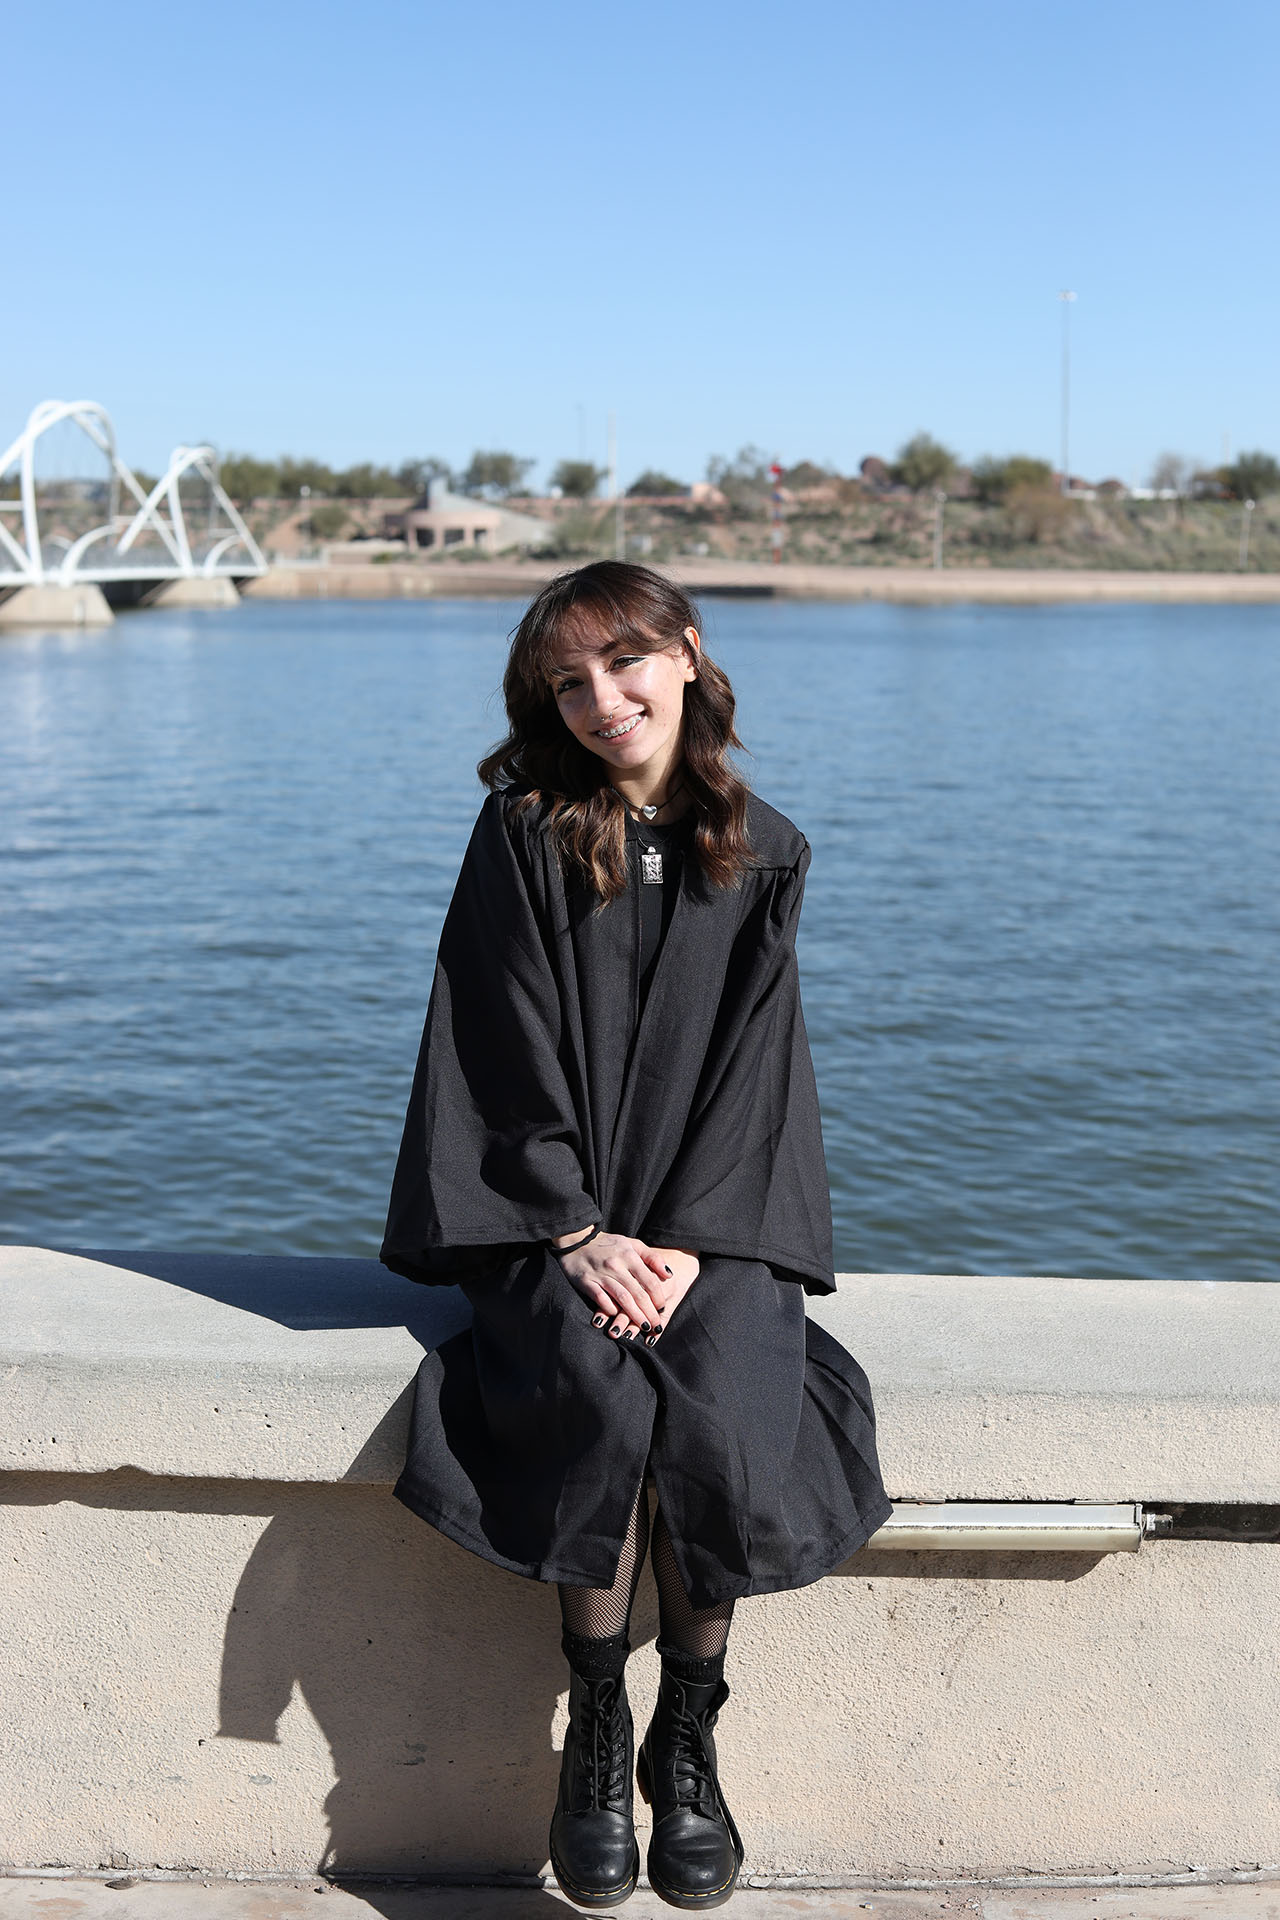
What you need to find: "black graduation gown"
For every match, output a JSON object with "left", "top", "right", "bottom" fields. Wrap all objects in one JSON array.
[{"left": 381, "top": 789, "right": 893, "bottom": 1608}]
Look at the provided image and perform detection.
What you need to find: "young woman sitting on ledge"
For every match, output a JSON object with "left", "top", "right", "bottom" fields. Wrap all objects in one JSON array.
[{"left": 381, "top": 561, "right": 892, "bottom": 1910}]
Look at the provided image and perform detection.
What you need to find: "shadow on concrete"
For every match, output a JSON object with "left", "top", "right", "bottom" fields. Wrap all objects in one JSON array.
[
  {"left": 69, "top": 1249, "right": 468, "bottom": 1351},
  {"left": 214, "top": 1483, "right": 566, "bottom": 1881},
  {"left": 214, "top": 1468, "right": 659, "bottom": 1890},
  {"left": 325, "top": 1895, "right": 570, "bottom": 1920},
  {"left": 0, "top": 1459, "right": 587, "bottom": 1884},
  {"left": 840, "top": 1547, "right": 1107, "bottom": 1583},
  {"left": 46, "top": 1252, "right": 581, "bottom": 1879}
]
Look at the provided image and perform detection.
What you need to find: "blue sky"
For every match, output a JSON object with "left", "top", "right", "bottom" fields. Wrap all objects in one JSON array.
[{"left": 6, "top": 0, "right": 1277, "bottom": 487}]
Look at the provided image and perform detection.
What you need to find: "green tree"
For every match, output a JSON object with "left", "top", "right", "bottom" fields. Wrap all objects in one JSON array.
[
  {"left": 627, "top": 469, "right": 685, "bottom": 496},
  {"left": 971, "top": 454, "right": 1053, "bottom": 504},
  {"left": 1220, "top": 450, "right": 1280, "bottom": 500},
  {"left": 782, "top": 460, "right": 835, "bottom": 489},
  {"left": 218, "top": 454, "right": 280, "bottom": 503},
  {"left": 551, "top": 459, "right": 605, "bottom": 500},
  {"left": 1147, "top": 452, "right": 1191, "bottom": 495},
  {"left": 278, "top": 457, "right": 337, "bottom": 498},
  {"left": 705, "top": 446, "right": 772, "bottom": 514},
  {"left": 332, "top": 462, "right": 401, "bottom": 498},
  {"left": 892, "top": 433, "right": 956, "bottom": 492},
  {"left": 461, "top": 450, "right": 536, "bottom": 497},
  {"left": 309, "top": 503, "right": 350, "bottom": 541},
  {"left": 395, "top": 457, "right": 453, "bottom": 496}
]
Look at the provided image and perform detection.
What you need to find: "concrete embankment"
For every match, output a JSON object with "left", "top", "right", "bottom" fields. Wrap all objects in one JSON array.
[
  {"left": 244, "top": 560, "right": 1280, "bottom": 605},
  {"left": 2, "top": 1245, "right": 1278, "bottom": 1886},
  {"left": 0, "top": 1878, "right": 1276, "bottom": 1919}
]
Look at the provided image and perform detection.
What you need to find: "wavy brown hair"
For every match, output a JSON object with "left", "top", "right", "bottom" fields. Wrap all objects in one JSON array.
[{"left": 478, "top": 562, "right": 752, "bottom": 902}]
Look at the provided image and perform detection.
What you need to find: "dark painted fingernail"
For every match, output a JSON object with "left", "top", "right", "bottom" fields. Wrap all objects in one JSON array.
[
  {"left": 592, "top": 1314, "right": 607, "bottom": 1327},
  {"left": 640, "top": 1322, "right": 651, "bottom": 1334},
  {"left": 624, "top": 1329, "right": 639, "bottom": 1342},
  {"left": 651, "top": 1326, "right": 663, "bottom": 1340},
  {"left": 664, "top": 1265, "right": 673, "bottom": 1275},
  {"left": 644, "top": 1334, "right": 657, "bottom": 1347},
  {"left": 609, "top": 1325, "right": 621, "bottom": 1337}
]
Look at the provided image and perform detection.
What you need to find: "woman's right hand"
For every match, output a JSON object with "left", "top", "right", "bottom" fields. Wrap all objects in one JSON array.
[{"left": 554, "top": 1229, "right": 674, "bottom": 1342}]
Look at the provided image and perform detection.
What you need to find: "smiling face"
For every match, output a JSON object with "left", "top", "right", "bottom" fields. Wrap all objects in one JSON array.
[{"left": 549, "top": 625, "right": 700, "bottom": 793}]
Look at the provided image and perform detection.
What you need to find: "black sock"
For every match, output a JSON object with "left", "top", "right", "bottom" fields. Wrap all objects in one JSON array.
[
  {"left": 562, "top": 1628, "right": 630, "bottom": 1681},
  {"left": 656, "top": 1638, "right": 726, "bottom": 1687}
]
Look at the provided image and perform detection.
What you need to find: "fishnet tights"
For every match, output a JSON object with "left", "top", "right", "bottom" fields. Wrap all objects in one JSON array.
[
  {"left": 559, "top": 1482, "right": 650, "bottom": 1640},
  {"left": 558, "top": 1489, "right": 735, "bottom": 1659},
  {"left": 650, "top": 1508, "right": 735, "bottom": 1659}
]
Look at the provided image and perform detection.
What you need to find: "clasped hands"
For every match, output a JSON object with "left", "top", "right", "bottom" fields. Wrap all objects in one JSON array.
[{"left": 553, "top": 1229, "right": 700, "bottom": 1346}]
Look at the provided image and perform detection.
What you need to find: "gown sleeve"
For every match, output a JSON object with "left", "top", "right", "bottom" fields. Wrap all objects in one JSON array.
[
  {"left": 380, "top": 792, "right": 597, "bottom": 1285},
  {"left": 640, "top": 842, "right": 837, "bottom": 1294}
]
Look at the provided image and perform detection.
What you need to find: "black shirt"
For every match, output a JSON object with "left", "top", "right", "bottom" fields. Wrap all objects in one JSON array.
[{"left": 626, "top": 809, "right": 694, "bottom": 1014}]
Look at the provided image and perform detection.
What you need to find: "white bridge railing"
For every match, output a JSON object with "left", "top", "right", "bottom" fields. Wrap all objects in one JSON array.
[{"left": 0, "top": 399, "right": 266, "bottom": 592}]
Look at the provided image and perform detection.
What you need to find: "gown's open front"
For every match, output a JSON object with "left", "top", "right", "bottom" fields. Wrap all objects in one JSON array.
[{"left": 382, "top": 792, "right": 893, "bottom": 1610}]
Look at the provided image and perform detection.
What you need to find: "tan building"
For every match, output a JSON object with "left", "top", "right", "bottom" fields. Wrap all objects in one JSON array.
[{"left": 388, "top": 477, "right": 551, "bottom": 554}]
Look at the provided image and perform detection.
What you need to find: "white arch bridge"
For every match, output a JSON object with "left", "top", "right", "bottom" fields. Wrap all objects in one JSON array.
[{"left": 0, "top": 400, "right": 266, "bottom": 619}]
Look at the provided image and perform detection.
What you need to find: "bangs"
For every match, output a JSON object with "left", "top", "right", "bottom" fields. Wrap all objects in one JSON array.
[{"left": 517, "top": 574, "right": 685, "bottom": 688}]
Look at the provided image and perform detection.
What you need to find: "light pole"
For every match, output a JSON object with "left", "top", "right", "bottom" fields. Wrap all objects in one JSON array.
[
  {"left": 770, "top": 461, "right": 784, "bottom": 563},
  {"left": 607, "top": 412, "right": 624, "bottom": 560},
  {"left": 1059, "top": 290, "right": 1077, "bottom": 496},
  {"left": 932, "top": 488, "right": 946, "bottom": 570},
  {"left": 1239, "top": 497, "right": 1255, "bottom": 570}
]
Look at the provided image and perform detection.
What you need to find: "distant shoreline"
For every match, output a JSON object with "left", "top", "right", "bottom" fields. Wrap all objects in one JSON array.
[{"left": 246, "top": 559, "right": 1280, "bottom": 606}]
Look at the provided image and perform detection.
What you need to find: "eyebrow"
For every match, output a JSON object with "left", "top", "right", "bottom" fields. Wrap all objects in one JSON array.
[{"left": 548, "top": 645, "right": 625, "bottom": 677}]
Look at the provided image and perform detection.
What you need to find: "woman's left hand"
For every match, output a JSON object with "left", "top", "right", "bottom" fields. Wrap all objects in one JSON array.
[{"left": 625, "top": 1246, "right": 699, "bottom": 1345}]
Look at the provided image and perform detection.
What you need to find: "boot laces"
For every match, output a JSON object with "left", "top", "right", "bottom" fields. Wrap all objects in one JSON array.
[
  {"left": 574, "top": 1676, "right": 629, "bottom": 1811},
  {"left": 667, "top": 1695, "right": 719, "bottom": 1818}
]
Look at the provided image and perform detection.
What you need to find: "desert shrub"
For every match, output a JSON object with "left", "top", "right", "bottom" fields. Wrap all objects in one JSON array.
[
  {"left": 309, "top": 503, "right": 350, "bottom": 541},
  {"left": 1005, "top": 483, "right": 1071, "bottom": 543},
  {"left": 782, "top": 460, "right": 836, "bottom": 489},
  {"left": 972, "top": 455, "right": 1053, "bottom": 504},
  {"left": 627, "top": 469, "right": 684, "bottom": 496}
]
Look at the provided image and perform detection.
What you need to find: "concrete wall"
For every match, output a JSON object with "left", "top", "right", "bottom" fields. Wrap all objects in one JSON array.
[
  {"left": 2, "top": 1246, "right": 1277, "bottom": 1884},
  {"left": 0, "top": 584, "right": 114, "bottom": 626},
  {"left": 245, "top": 560, "right": 1280, "bottom": 606}
]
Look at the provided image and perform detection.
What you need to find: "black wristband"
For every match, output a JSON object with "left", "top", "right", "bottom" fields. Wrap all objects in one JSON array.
[{"left": 548, "top": 1222, "right": 602, "bottom": 1260}]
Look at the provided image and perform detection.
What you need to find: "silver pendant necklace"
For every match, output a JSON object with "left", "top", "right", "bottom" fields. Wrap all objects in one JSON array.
[{"left": 627, "top": 784, "right": 684, "bottom": 885}]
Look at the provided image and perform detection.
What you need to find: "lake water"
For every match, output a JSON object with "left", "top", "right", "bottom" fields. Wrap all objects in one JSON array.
[{"left": 1, "top": 595, "right": 1276, "bottom": 1280}]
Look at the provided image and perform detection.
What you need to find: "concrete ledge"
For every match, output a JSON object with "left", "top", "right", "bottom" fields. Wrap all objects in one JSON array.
[
  {"left": 2, "top": 1248, "right": 1276, "bottom": 1499},
  {"left": 3, "top": 1246, "right": 1278, "bottom": 1882}
]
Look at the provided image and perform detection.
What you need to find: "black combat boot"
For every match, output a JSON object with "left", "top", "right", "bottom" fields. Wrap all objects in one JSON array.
[
  {"left": 549, "top": 1661, "right": 640, "bottom": 1908},
  {"left": 636, "top": 1660, "right": 744, "bottom": 1909}
]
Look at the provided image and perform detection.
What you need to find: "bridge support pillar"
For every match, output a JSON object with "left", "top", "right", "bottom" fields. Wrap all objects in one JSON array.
[
  {"left": 150, "top": 576, "right": 240, "bottom": 609},
  {"left": 0, "top": 584, "right": 114, "bottom": 627}
]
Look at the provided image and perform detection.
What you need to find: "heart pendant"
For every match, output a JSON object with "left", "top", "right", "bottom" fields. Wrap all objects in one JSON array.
[{"left": 641, "top": 803, "right": 658, "bottom": 820}]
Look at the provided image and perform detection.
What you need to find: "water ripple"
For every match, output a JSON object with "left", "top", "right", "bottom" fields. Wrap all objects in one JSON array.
[{"left": 1, "top": 596, "right": 1276, "bottom": 1279}]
